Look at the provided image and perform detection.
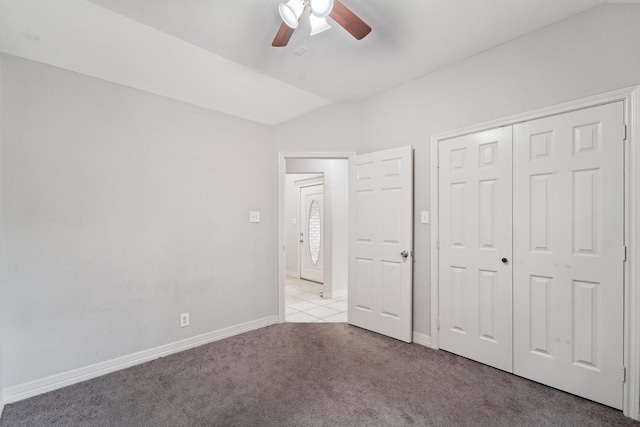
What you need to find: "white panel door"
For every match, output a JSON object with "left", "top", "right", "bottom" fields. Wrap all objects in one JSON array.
[
  {"left": 438, "top": 127, "right": 513, "bottom": 371},
  {"left": 349, "top": 146, "right": 413, "bottom": 342},
  {"left": 513, "top": 102, "right": 624, "bottom": 409},
  {"left": 300, "top": 185, "right": 324, "bottom": 283}
]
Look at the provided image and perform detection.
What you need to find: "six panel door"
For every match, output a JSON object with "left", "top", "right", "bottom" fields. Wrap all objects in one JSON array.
[
  {"left": 438, "top": 127, "right": 514, "bottom": 372},
  {"left": 512, "top": 102, "right": 625, "bottom": 409},
  {"left": 349, "top": 146, "right": 414, "bottom": 343}
]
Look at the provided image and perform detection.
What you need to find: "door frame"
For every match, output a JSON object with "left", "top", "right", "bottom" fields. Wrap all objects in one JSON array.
[
  {"left": 430, "top": 85, "right": 640, "bottom": 420},
  {"left": 277, "top": 152, "right": 354, "bottom": 323}
]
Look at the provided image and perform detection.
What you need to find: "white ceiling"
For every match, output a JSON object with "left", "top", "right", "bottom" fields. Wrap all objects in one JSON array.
[{"left": 0, "top": 0, "right": 623, "bottom": 125}]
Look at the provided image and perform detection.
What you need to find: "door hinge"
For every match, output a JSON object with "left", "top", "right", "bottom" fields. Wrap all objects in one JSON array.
[
  {"left": 436, "top": 318, "right": 440, "bottom": 330},
  {"left": 623, "top": 245, "right": 628, "bottom": 262},
  {"left": 623, "top": 124, "right": 627, "bottom": 141},
  {"left": 622, "top": 367, "right": 627, "bottom": 383}
]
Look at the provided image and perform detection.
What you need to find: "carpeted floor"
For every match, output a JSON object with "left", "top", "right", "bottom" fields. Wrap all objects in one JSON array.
[{"left": 1, "top": 323, "right": 638, "bottom": 426}]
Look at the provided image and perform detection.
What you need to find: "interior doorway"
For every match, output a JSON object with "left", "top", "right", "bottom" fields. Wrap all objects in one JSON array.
[
  {"left": 284, "top": 172, "right": 347, "bottom": 322},
  {"left": 278, "top": 148, "right": 414, "bottom": 341},
  {"left": 278, "top": 153, "right": 352, "bottom": 323}
]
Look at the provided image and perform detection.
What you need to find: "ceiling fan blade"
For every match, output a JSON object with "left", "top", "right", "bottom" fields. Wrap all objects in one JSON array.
[
  {"left": 329, "top": 0, "right": 371, "bottom": 40},
  {"left": 272, "top": 22, "right": 295, "bottom": 47}
]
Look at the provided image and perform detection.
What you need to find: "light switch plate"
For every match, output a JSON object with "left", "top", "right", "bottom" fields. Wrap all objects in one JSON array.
[
  {"left": 292, "top": 218, "right": 297, "bottom": 225},
  {"left": 421, "top": 211, "right": 430, "bottom": 224},
  {"left": 249, "top": 211, "right": 261, "bottom": 223}
]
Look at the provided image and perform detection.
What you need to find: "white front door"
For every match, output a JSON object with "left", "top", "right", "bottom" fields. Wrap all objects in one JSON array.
[
  {"left": 300, "top": 184, "right": 324, "bottom": 283},
  {"left": 438, "top": 127, "right": 513, "bottom": 371},
  {"left": 349, "top": 146, "right": 413, "bottom": 343},
  {"left": 512, "top": 102, "right": 625, "bottom": 409}
]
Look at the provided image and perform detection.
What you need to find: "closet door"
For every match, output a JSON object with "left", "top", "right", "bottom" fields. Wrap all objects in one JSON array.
[
  {"left": 513, "top": 102, "right": 625, "bottom": 409},
  {"left": 438, "top": 127, "right": 513, "bottom": 371}
]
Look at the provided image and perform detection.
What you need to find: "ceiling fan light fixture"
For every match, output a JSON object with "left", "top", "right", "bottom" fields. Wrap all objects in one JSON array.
[
  {"left": 309, "top": 14, "right": 331, "bottom": 36},
  {"left": 310, "top": 0, "right": 334, "bottom": 18},
  {"left": 279, "top": 0, "right": 305, "bottom": 29}
]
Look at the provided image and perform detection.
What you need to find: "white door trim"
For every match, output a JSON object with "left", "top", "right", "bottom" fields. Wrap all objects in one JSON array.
[
  {"left": 294, "top": 175, "right": 324, "bottom": 188},
  {"left": 278, "top": 152, "right": 354, "bottom": 323},
  {"left": 430, "top": 86, "right": 640, "bottom": 420}
]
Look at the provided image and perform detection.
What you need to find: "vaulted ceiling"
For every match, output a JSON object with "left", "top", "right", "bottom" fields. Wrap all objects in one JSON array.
[{"left": 0, "top": 0, "right": 627, "bottom": 125}]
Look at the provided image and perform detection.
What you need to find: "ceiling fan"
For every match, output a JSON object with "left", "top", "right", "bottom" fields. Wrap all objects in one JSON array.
[{"left": 272, "top": 0, "right": 372, "bottom": 47}]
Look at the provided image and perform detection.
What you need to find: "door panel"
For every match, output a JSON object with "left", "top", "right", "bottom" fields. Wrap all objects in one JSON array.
[
  {"left": 300, "top": 185, "right": 324, "bottom": 283},
  {"left": 438, "top": 127, "right": 513, "bottom": 372},
  {"left": 349, "top": 146, "right": 413, "bottom": 342},
  {"left": 513, "top": 102, "right": 624, "bottom": 409}
]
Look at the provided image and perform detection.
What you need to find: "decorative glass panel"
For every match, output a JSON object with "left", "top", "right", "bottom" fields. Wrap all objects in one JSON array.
[{"left": 309, "top": 200, "right": 321, "bottom": 265}]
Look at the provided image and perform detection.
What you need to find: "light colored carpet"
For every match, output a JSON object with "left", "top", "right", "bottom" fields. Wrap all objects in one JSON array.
[{"left": 1, "top": 323, "right": 637, "bottom": 426}]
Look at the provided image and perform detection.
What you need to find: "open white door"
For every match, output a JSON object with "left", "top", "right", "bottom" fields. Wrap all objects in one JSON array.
[{"left": 348, "top": 146, "right": 413, "bottom": 342}]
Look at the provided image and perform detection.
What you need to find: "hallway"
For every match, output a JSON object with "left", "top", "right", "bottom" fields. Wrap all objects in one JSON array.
[{"left": 285, "top": 277, "right": 348, "bottom": 323}]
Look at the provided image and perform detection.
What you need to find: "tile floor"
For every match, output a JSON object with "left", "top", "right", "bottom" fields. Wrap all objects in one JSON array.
[{"left": 286, "top": 276, "right": 348, "bottom": 323}]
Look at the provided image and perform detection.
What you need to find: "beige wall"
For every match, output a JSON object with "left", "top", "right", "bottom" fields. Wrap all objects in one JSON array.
[
  {"left": 1, "top": 55, "right": 277, "bottom": 387},
  {"left": 275, "top": 102, "right": 362, "bottom": 153},
  {"left": 277, "top": 3, "right": 640, "bottom": 336}
]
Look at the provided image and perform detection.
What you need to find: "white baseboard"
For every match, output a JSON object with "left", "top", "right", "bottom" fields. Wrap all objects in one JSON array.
[
  {"left": 412, "top": 332, "right": 432, "bottom": 348},
  {"left": 3, "top": 315, "right": 278, "bottom": 404},
  {"left": 285, "top": 271, "right": 299, "bottom": 278},
  {"left": 325, "top": 288, "right": 347, "bottom": 299}
]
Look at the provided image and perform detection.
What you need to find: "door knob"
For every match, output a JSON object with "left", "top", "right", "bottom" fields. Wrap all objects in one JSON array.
[
  {"left": 401, "top": 250, "right": 409, "bottom": 259},
  {"left": 502, "top": 257, "right": 508, "bottom": 264}
]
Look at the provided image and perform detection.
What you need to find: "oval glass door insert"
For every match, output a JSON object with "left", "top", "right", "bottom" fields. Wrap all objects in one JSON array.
[{"left": 308, "top": 200, "right": 321, "bottom": 265}]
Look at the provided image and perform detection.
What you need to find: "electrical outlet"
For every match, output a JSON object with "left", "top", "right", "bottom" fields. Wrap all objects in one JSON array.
[
  {"left": 180, "top": 312, "right": 190, "bottom": 328},
  {"left": 249, "top": 211, "right": 261, "bottom": 223}
]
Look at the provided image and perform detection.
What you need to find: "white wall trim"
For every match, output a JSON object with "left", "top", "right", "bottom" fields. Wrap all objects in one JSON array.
[
  {"left": 285, "top": 270, "right": 299, "bottom": 278},
  {"left": 430, "top": 137, "right": 440, "bottom": 351},
  {"left": 430, "top": 85, "right": 640, "bottom": 420},
  {"left": 625, "top": 86, "right": 640, "bottom": 420},
  {"left": 2, "top": 315, "right": 278, "bottom": 405},
  {"left": 324, "top": 288, "right": 348, "bottom": 299},
  {"left": 294, "top": 176, "right": 324, "bottom": 188},
  {"left": 278, "top": 152, "right": 354, "bottom": 323},
  {"left": 432, "top": 86, "right": 638, "bottom": 141},
  {"left": 412, "top": 332, "right": 432, "bottom": 348}
]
